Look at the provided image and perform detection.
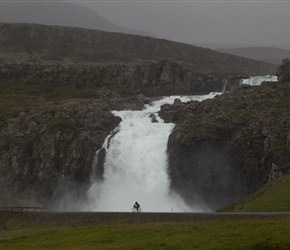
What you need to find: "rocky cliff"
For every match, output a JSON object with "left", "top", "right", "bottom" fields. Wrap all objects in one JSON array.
[
  {"left": 0, "top": 22, "right": 276, "bottom": 75},
  {"left": 0, "top": 61, "right": 224, "bottom": 96},
  {"left": 159, "top": 80, "right": 290, "bottom": 211},
  {"left": 0, "top": 21, "right": 285, "bottom": 209},
  {"left": 0, "top": 99, "right": 123, "bottom": 206},
  {"left": 277, "top": 58, "right": 290, "bottom": 83},
  {"left": 0, "top": 60, "right": 285, "bottom": 209}
]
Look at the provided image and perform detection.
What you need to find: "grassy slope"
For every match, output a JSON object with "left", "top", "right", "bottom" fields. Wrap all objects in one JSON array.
[
  {"left": 0, "top": 23, "right": 276, "bottom": 75},
  {"left": 219, "top": 175, "right": 290, "bottom": 212},
  {"left": 0, "top": 79, "right": 136, "bottom": 128},
  {"left": 0, "top": 81, "right": 100, "bottom": 126},
  {"left": 1, "top": 212, "right": 290, "bottom": 250}
]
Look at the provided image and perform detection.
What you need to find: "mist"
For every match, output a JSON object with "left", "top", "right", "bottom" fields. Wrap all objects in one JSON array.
[
  {"left": 53, "top": 95, "right": 220, "bottom": 213},
  {"left": 81, "top": 97, "right": 209, "bottom": 213},
  {"left": 75, "top": 0, "right": 290, "bottom": 49},
  {"left": 0, "top": 0, "right": 289, "bottom": 49}
]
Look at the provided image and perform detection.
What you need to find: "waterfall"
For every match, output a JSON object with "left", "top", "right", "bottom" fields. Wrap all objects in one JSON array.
[
  {"left": 80, "top": 75, "right": 277, "bottom": 213},
  {"left": 242, "top": 75, "right": 278, "bottom": 86},
  {"left": 222, "top": 79, "right": 228, "bottom": 92},
  {"left": 84, "top": 94, "right": 218, "bottom": 212}
]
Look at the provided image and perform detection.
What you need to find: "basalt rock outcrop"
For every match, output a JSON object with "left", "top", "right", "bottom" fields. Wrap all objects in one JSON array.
[
  {"left": 221, "top": 75, "right": 249, "bottom": 92},
  {"left": 0, "top": 61, "right": 224, "bottom": 96},
  {"left": 277, "top": 58, "right": 290, "bottom": 83},
  {"left": 0, "top": 99, "right": 122, "bottom": 207},
  {"left": 159, "top": 81, "right": 290, "bottom": 211}
]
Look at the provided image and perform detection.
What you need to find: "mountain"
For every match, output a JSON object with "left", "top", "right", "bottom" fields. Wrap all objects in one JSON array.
[
  {"left": 216, "top": 47, "right": 290, "bottom": 65},
  {"left": 193, "top": 43, "right": 253, "bottom": 50},
  {"left": 0, "top": 22, "right": 276, "bottom": 75},
  {"left": 0, "top": 1, "right": 153, "bottom": 37}
]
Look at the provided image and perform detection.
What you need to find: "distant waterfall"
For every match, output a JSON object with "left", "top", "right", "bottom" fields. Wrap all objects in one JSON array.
[
  {"left": 221, "top": 79, "right": 228, "bottom": 92},
  {"left": 84, "top": 94, "right": 218, "bottom": 212},
  {"left": 222, "top": 75, "right": 277, "bottom": 92},
  {"left": 241, "top": 75, "right": 277, "bottom": 85}
]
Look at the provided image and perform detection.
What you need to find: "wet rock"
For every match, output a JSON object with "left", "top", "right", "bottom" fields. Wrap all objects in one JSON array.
[
  {"left": 0, "top": 101, "right": 121, "bottom": 204},
  {"left": 0, "top": 61, "right": 231, "bottom": 96},
  {"left": 222, "top": 75, "right": 249, "bottom": 92},
  {"left": 277, "top": 58, "right": 290, "bottom": 83},
  {"left": 149, "top": 113, "right": 158, "bottom": 123},
  {"left": 159, "top": 76, "right": 290, "bottom": 211}
]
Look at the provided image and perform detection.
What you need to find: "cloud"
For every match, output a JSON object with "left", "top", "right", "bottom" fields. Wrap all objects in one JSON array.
[
  {"left": 76, "top": 1, "right": 290, "bottom": 48},
  {"left": 1, "top": 0, "right": 289, "bottom": 48}
]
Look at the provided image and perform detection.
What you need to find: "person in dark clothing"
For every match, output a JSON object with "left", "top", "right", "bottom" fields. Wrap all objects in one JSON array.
[{"left": 133, "top": 201, "right": 140, "bottom": 211}]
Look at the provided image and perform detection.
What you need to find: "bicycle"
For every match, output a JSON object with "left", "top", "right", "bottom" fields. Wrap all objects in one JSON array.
[{"left": 132, "top": 206, "right": 142, "bottom": 212}]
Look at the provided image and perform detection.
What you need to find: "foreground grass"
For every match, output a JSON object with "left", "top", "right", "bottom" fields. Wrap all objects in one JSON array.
[
  {"left": 219, "top": 175, "right": 290, "bottom": 212},
  {"left": 1, "top": 218, "right": 290, "bottom": 250}
]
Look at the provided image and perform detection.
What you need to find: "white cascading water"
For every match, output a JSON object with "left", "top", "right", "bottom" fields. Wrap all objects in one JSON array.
[
  {"left": 85, "top": 94, "right": 218, "bottom": 213},
  {"left": 84, "top": 75, "right": 276, "bottom": 213},
  {"left": 242, "top": 75, "right": 277, "bottom": 85}
]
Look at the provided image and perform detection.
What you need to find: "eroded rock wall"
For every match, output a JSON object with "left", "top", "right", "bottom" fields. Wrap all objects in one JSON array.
[
  {"left": 160, "top": 81, "right": 290, "bottom": 211},
  {"left": 0, "top": 100, "right": 121, "bottom": 206},
  {"left": 0, "top": 61, "right": 224, "bottom": 96},
  {"left": 277, "top": 58, "right": 290, "bottom": 83}
]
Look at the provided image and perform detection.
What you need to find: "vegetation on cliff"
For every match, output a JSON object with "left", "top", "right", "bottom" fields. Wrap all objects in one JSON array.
[
  {"left": 0, "top": 61, "right": 223, "bottom": 96},
  {"left": 160, "top": 80, "right": 290, "bottom": 211},
  {"left": 0, "top": 22, "right": 288, "bottom": 212},
  {"left": 0, "top": 22, "right": 275, "bottom": 75},
  {"left": 0, "top": 79, "right": 150, "bottom": 206}
]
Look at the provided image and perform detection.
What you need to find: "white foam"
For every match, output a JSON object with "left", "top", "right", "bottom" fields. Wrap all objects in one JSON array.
[
  {"left": 242, "top": 75, "right": 277, "bottom": 86},
  {"left": 85, "top": 94, "right": 216, "bottom": 212}
]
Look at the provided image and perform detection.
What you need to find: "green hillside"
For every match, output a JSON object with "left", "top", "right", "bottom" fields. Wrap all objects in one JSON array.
[
  {"left": 218, "top": 175, "right": 290, "bottom": 212},
  {"left": 0, "top": 22, "right": 276, "bottom": 75}
]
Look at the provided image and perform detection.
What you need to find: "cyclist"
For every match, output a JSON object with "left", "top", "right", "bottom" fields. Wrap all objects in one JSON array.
[{"left": 133, "top": 201, "right": 140, "bottom": 211}]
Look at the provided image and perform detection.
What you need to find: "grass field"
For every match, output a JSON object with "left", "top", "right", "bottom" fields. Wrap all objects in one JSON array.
[
  {"left": 219, "top": 175, "right": 290, "bottom": 212},
  {"left": 3, "top": 175, "right": 290, "bottom": 249},
  {"left": 1, "top": 212, "right": 290, "bottom": 250}
]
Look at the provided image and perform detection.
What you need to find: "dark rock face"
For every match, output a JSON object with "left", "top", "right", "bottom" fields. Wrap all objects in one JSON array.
[
  {"left": 0, "top": 61, "right": 224, "bottom": 96},
  {"left": 277, "top": 58, "right": 290, "bottom": 83},
  {"left": 222, "top": 75, "right": 249, "bottom": 92},
  {"left": 0, "top": 100, "right": 121, "bottom": 205},
  {"left": 159, "top": 81, "right": 290, "bottom": 211},
  {"left": 190, "top": 75, "right": 224, "bottom": 94}
]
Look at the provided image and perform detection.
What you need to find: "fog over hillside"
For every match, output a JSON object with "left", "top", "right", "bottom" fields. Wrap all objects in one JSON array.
[
  {"left": 75, "top": 0, "right": 290, "bottom": 50},
  {"left": 216, "top": 47, "right": 290, "bottom": 65},
  {"left": 0, "top": 1, "right": 153, "bottom": 37},
  {"left": 1, "top": 0, "right": 289, "bottom": 51},
  {"left": 1, "top": 0, "right": 290, "bottom": 67}
]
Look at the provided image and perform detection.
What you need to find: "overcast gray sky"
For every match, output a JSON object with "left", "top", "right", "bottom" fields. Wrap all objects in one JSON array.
[
  {"left": 74, "top": 0, "right": 290, "bottom": 48},
  {"left": 1, "top": 0, "right": 290, "bottom": 49}
]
